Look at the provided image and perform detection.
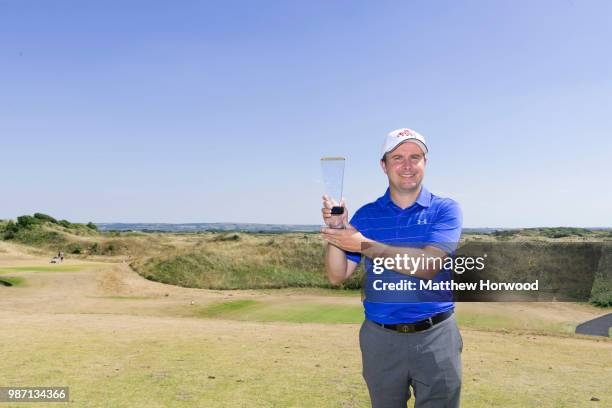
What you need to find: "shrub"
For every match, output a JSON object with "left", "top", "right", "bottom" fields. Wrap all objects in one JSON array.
[
  {"left": 89, "top": 242, "right": 99, "bottom": 254},
  {"left": 15, "top": 230, "right": 65, "bottom": 246},
  {"left": 86, "top": 222, "right": 98, "bottom": 230},
  {"left": 58, "top": 220, "right": 72, "bottom": 228},
  {"left": 590, "top": 292, "right": 612, "bottom": 307},
  {"left": 3, "top": 221, "right": 18, "bottom": 240},
  {"left": 5, "top": 220, "right": 18, "bottom": 232},
  {"left": 537, "top": 227, "right": 590, "bottom": 239},
  {"left": 211, "top": 233, "right": 241, "bottom": 242},
  {"left": 17, "top": 215, "right": 40, "bottom": 229},
  {"left": 492, "top": 229, "right": 520, "bottom": 240},
  {"left": 33, "top": 213, "right": 58, "bottom": 223}
]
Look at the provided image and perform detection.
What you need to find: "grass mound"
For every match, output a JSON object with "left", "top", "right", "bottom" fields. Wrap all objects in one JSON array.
[
  {"left": 0, "top": 214, "right": 179, "bottom": 259},
  {"left": 134, "top": 233, "right": 363, "bottom": 290}
]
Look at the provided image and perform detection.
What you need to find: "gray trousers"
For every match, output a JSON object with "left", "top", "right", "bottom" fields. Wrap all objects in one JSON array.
[{"left": 359, "top": 314, "right": 463, "bottom": 408}]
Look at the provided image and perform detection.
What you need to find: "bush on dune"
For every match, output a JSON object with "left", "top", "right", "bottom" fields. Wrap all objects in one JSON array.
[
  {"left": 590, "top": 245, "right": 612, "bottom": 307},
  {"left": 14, "top": 229, "right": 67, "bottom": 247},
  {"left": 537, "top": 227, "right": 590, "bottom": 239},
  {"left": 491, "top": 227, "right": 598, "bottom": 240},
  {"left": 33, "top": 213, "right": 58, "bottom": 224},
  {"left": 17, "top": 215, "right": 41, "bottom": 229},
  {"left": 58, "top": 220, "right": 72, "bottom": 228},
  {"left": 0, "top": 213, "right": 99, "bottom": 251},
  {"left": 2, "top": 221, "right": 19, "bottom": 240}
]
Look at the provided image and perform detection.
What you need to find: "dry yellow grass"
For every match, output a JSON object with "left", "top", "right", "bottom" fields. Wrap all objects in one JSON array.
[{"left": 0, "top": 240, "right": 610, "bottom": 407}]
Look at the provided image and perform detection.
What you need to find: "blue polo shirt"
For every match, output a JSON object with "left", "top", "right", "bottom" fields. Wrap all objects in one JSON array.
[{"left": 346, "top": 185, "right": 463, "bottom": 324}]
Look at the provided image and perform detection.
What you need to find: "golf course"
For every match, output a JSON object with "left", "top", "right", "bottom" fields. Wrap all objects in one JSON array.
[
  {"left": 5, "top": 1, "right": 612, "bottom": 406},
  {"left": 0, "top": 224, "right": 610, "bottom": 407}
]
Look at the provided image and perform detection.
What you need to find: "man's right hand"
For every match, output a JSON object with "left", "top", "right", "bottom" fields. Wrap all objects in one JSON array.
[{"left": 321, "top": 195, "right": 348, "bottom": 229}]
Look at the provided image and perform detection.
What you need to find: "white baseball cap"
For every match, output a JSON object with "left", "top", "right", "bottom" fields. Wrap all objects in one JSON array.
[{"left": 382, "top": 128, "right": 428, "bottom": 159}]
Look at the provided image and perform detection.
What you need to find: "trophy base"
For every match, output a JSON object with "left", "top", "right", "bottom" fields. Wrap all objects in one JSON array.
[{"left": 331, "top": 206, "right": 344, "bottom": 215}]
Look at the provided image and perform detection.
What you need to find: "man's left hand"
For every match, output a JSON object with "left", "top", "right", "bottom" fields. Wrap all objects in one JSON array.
[{"left": 320, "top": 225, "right": 371, "bottom": 253}]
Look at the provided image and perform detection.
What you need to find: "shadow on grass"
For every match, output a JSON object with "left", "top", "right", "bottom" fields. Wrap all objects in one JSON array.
[{"left": 0, "top": 276, "right": 25, "bottom": 287}]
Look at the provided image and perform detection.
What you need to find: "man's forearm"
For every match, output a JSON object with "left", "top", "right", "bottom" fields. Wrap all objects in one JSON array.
[
  {"left": 325, "top": 242, "right": 349, "bottom": 285},
  {"left": 361, "top": 241, "right": 447, "bottom": 280}
]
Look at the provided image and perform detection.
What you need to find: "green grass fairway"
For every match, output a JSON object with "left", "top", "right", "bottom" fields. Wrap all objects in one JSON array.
[
  {"left": 198, "top": 299, "right": 364, "bottom": 324},
  {"left": 0, "top": 264, "right": 90, "bottom": 274},
  {"left": 197, "top": 300, "right": 593, "bottom": 336}
]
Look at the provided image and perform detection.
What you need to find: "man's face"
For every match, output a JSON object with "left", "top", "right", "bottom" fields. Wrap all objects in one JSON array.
[{"left": 380, "top": 142, "right": 427, "bottom": 193}]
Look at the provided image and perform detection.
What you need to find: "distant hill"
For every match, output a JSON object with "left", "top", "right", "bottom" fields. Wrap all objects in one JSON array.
[
  {"left": 95, "top": 223, "right": 323, "bottom": 233},
  {"left": 94, "top": 224, "right": 611, "bottom": 234}
]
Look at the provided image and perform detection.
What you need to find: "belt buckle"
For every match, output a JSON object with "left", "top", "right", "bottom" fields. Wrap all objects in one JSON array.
[{"left": 397, "top": 324, "right": 415, "bottom": 333}]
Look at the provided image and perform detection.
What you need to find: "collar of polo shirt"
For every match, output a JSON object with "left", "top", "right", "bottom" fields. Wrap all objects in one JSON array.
[{"left": 377, "top": 185, "right": 432, "bottom": 210}]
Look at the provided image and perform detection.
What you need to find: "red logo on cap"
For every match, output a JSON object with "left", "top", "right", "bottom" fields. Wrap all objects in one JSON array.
[{"left": 396, "top": 129, "right": 415, "bottom": 138}]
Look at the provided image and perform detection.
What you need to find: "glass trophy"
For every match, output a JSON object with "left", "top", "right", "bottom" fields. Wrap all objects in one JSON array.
[{"left": 320, "top": 157, "right": 345, "bottom": 229}]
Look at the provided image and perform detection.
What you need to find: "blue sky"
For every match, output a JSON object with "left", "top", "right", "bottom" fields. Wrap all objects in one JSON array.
[{"left": 1, "top": 1, "right": 611, "bottom": 227}]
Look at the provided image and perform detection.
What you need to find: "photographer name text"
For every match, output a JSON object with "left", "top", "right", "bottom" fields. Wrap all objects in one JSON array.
[{"left": 372, "top": 279, "right": 539, "bottom": 291}]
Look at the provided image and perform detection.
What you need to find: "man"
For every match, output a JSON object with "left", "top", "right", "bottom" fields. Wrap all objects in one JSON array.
[{"left": 321, "top": 128, "right": 463, "bottom": 408}]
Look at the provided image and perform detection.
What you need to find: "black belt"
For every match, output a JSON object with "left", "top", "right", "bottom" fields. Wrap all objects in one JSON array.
[{"left": 372, "top": 310, "right": 454, "bottom": 333}]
